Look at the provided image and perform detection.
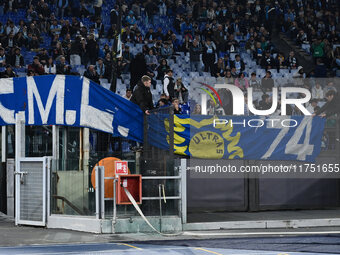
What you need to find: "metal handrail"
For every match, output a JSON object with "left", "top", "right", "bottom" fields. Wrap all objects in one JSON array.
[{"left": 52, "top": 195, "right": 85, "bottom": 215}]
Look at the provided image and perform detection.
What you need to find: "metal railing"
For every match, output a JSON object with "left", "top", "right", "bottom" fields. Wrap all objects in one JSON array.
[{"left": 94, "top": 159, "right": 186, "bottom": 223}]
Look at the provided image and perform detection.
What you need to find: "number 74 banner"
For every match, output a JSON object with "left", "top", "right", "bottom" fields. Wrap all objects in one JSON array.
[{"left": 166, "top": 115, "right": 326, "bottom": 162}]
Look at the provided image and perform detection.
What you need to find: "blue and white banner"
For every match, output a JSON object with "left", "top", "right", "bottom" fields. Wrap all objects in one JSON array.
[
  {"left": 150, "top": 114, "right": 326, "bottom": 162},
  {"left": 0, "top": 75, "right": 143, "bottom": 142}
]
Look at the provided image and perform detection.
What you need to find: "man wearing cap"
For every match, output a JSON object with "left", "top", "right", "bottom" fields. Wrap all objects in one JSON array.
[
  {"left": 163, "top": 69, "right": 175, "bottom": 101},
  {"left": 130, "top": 75, "right": 154, "bottom": 115}
]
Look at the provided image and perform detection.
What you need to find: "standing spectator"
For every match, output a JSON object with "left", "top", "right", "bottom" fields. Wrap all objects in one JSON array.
[
  {"left": 313, "top": 90, "right": 340, "bottom": 118},
  {"left": 94, "top": 18, "right": 105, "bottom": 38},
  {"left": 156, "top": 58, "right": 170, "bottom": 80},
  {"left": 122, "top": 45, "right": 133, "bottom": 73},
  {"left": 213, "top": 24, "right": 225, "bottom": 55},
  {"left": 103, "top": 53, "right": 113, "bottom": 82},
  {"left": 163, "top": 69, "right": 175, "bottom": 100},
  {"left": 145, "top": 0, "right": 157, "bottom": 24},
  {"left": 86, "top": 34, "right": 98, "bottom": 65},
  {"left": 202, "top": 38, "right": 216, "bottom": 73},
  {"left": 57, "top": 0, "right": 69, "bottom": 18},
  {"left": 110, "top": 6, "right": 119, "bottom": 26},
  {"left": 159, "top": 0, "right": 167, "bottom": 16},
  {"left": 94, "top": 0, "right": 103, "bottom": 19},
  {"left": 130, "top": 53, "right": 147, "bottom": 90},
  {"left": 174, "top": 78, "right": 188, "bottom": 103},
  {"left": 130, "top": 75, "right": 154, "bottom": 114},
  {"left": 189, "top": 39, "right": 202, "bottom": 74},
  {"left": 261, "top": 71, "right": 274, "bottom": 92},
  {"left": 70, "top": 36, "right": 82, "bottom": 67},
  {"left": 254, "top": 42, "right": 263, "bottom": 64},
  {"left": 312, "top": 38, "right": 325, "bottom": 61}
]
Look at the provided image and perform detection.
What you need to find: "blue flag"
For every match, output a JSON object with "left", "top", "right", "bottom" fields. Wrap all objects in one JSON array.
[
  {"left": 150, "top": 114, "right": 325, "bottom": 162},
  {"left": 0, "top": 75, "right": 143, "bottom": 142}
]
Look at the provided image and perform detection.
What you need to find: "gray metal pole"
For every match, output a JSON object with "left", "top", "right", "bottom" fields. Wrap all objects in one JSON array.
[{"left": 158, "top": 184, "right": 162, "bottom": 232}]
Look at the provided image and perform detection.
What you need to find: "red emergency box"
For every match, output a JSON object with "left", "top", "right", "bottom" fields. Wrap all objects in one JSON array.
[{"left": 117, "top": 174, "right": 142, "bottom": 205}]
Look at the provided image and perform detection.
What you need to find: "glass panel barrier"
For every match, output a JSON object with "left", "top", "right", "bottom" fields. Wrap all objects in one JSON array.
[{"left": 50, "top": 157, "right": 181, "bottom": 218}]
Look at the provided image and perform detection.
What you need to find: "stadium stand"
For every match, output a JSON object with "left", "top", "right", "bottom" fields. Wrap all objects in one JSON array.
[{"left": 0, "top": 0, "right": 338, "bottom": 114}]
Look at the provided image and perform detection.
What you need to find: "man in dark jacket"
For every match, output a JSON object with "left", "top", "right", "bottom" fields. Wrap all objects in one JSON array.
[
  {"left": 260, "top": 51, "right": 275, "bottom": 70},
  {"left": 130, "top": 75, "right": 154, "bottom": 114},
  {"left": 231, "top": 54, "right": 245, "bottom": 75},
  {"left": 189, "top": 39, "right": 202, "bottom": 74},
  {"left": 313, "top": 90, "right": 340, "bottom": 118},
  {"left": 84, "top": 65, "right": 100, "bottom": 84},
  {"left": 130, "top": 53, "right": 147, "bottom": 91},
  {"left": 0, "top": 65, "right": 17, "bottom": 78},
  {"left": 10, "top": 47, "right": 24, "bottom": 68}
]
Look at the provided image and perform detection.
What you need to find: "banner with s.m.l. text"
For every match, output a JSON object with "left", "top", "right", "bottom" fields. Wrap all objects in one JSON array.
[{"left": 0, "top": 75, "right": 143, "bottom": 142}]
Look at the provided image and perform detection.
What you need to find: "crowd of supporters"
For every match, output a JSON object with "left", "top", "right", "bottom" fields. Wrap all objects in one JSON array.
[{"left": 0, "top": 0, "right": 338, "bottom": 118}]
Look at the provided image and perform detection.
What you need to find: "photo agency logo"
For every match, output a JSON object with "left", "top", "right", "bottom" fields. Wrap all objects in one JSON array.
[{"left": 198, "top": 83, "right": 312, "bottom": 128}]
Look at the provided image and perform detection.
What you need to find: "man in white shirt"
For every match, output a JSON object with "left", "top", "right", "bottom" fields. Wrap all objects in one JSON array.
[{"left": 163, "top": 69, "right": 175, "bottom": 100}]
